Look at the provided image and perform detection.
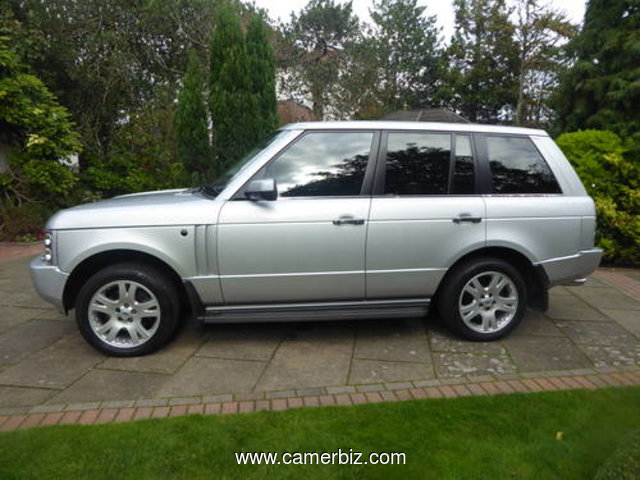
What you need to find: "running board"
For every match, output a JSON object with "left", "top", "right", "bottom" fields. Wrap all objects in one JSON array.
[{"left": 198, "top": 298, "right": 431, "bottom": 323}]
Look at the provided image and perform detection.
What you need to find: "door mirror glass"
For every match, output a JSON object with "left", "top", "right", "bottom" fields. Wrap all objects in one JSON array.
[{"left": 245, "top": 178, "right": 278, "bottom": 201}]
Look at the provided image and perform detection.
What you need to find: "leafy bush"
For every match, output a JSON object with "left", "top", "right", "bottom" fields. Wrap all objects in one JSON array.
[
  {"left": 84, "top": 104, "right": 186, "bottom": 197},
  {"left": 0, "top": 35, "right": 80, "bottom": 206},
  {"left": 0, "top": 202, "right": 52, "bottom": 241},
  {"left": 556, "top": 130, "right": 640, "bottom": 265}
]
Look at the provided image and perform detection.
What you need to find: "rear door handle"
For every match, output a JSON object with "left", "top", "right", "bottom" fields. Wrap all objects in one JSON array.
[
  {"left": 453, "top": 214, "right": 482, "bottom": 224},
  {"left": 333, "top": 216, "right": 365, "bottom": 226}
]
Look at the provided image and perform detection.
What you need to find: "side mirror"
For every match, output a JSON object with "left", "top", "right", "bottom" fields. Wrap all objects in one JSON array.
[{"left": 245, "top": 178, "right": 278, "bottom": 201}]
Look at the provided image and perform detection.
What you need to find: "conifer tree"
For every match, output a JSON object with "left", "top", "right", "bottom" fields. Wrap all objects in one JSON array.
[
  {"left": 246, "top": 16, "right": 278, "bottom": 140},
  {"left": 554, "top": 0, "right": 640, "bottom": 138},
  {"left": 174, "top": 50, "right": 213, "bottom": 179},
  {"left": 209, "top": 6, "right": 258, "bottom": 166},
  {"left": 440, "top": 0, "right": 518, "bottom": 123}
]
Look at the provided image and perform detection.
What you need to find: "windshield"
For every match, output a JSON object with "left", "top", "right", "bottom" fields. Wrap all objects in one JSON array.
[{"left": 198, "top": 131, "right": 286, "bottom": 197}]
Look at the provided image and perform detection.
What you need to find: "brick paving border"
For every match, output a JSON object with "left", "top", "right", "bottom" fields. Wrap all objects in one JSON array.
[
  {"left": 595, "top": 270, "right": 640, "bottom": 300},
  {"left": 0, "top": 243, "right": 41, "bottom": 262},
  {"left": 0, "top": 368, "right": 638, "bottom": 432}
]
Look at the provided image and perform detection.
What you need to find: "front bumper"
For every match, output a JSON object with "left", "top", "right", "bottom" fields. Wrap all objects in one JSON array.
[
  {"left": 537, "top": 248, "right": 603, "bottom": 287},
  {"left": 29, "top": 256, "right": 69, "bottom": 310}
]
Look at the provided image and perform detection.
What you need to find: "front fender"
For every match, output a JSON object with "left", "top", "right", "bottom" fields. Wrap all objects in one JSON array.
[{"left": 57, "top": 226, "right": 197, "bottom": 278}]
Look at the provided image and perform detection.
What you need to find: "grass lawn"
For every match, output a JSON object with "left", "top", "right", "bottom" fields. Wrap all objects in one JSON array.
[{"left": 2, "top": 386, "right": 639, "bottom": 479}]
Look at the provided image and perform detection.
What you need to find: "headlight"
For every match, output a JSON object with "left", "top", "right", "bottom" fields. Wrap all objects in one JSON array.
[{"left": 43, "top": 231, "right": 53, "bottom": 263}]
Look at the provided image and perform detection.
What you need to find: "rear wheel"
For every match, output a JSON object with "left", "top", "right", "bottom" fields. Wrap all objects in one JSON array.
[
  {"left": 75, "top": 263, "right": 180, "bottom": 356},
  {"left": 437, "top": 258, "right": 526, "bottom": 341}
]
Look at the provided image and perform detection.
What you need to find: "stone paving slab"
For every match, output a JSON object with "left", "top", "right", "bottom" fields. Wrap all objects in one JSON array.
[
  {"left": 47, "top": 369, "right": 169, "bottom": 405},
  {"left": 502, "top": 336, "right": 593, "bottom": 372},
  {"left": 255, "top": 325, "right": 353, "bottom": 391},
  {"left": 1, "top": 252, "right": 640, "bottom": 417},
  {"left": 354, "top": 319, "right": 432, "bottom": 362},
  {"left": 0, "top": 334, "right": 104, "bottom": 389},
  {"left": 157, "top": 357, "right": 267, "bottom": 397},
  {"left": 349, "top": 359, "right": 434, "bottom": 384},
  {"left": 433, "top": 352, "right": 517, "bottom": 378}
]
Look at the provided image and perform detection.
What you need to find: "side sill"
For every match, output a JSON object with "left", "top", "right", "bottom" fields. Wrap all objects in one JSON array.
[{"left": 198, "top": 298, "right": 431, "bottom": 324}]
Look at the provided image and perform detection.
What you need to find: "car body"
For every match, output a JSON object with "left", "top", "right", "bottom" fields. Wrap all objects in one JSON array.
[{"left": 30, "top": 121, "right": 602, "bottom": 356}]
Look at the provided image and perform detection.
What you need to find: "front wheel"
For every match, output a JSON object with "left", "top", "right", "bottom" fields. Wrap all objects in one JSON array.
[
  {"left": 437, "top": 258, "right": 526, "bottom": 341},
  {"left": 75, "top": 263, "right": 180, "bottom": 356}
]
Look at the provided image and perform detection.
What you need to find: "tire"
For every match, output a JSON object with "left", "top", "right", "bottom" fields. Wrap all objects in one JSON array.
[
  {"left": 75, "top": 263, "right": 181, "bottom": 356},
  {"left": 437, "top": 258, "right": 527, "bottom": 341}
]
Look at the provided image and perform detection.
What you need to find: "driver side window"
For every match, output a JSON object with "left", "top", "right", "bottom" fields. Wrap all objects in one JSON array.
[{"left": 263, "top": 131, "right": 374, "bottom": 197}]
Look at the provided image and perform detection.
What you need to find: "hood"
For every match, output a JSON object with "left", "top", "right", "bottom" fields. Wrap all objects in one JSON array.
[{"left": 47, "top": 188, "right": 220, "bottom": 230}]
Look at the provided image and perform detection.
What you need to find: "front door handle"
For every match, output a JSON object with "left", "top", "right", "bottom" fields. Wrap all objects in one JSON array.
[
  {"left": 453, "top": 214, "right": 482, "bottom": 224},
  {"left": 333, "top": 216, "right": 365, "bottom": 226}
]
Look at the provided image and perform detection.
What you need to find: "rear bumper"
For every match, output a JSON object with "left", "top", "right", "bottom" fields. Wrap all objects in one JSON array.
[
  {"left": 537, "top": 248, "right": 603, "bottom": 287},
  {"left": 29, "top": 256, "right": 69, "bottom": 310}
]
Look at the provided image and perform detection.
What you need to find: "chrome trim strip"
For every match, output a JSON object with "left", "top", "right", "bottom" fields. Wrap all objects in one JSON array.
[
  {"left": 185, "top": 267, "right": 446, "bottom": 281},
  {"left": 205, "top": 298, "right": 431, "bottom": 313},
  {"left": 534, "top": 248, "right": 602, "bottom": 266}
]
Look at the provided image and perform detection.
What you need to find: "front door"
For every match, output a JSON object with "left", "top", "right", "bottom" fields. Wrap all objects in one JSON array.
[{"left": 217, "top": 130, "right": 378, "bottom": 304}]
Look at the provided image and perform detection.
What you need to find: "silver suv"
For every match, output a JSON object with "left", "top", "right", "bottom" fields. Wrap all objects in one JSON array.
[{"left": 30, "top": 121, "right": 602, "bottom": 356}]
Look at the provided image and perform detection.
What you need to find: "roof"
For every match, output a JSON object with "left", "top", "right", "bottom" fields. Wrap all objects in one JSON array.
[
  {"left": 281, "top": 120, "right": 549, "bottom": 137},
  {"left": 382, "top": 108, "right": 470, "bottom": 123}
]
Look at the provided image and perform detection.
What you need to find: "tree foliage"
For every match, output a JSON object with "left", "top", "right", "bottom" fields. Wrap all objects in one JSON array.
[
  {"left": 553, "top": 0, "right": 640, "bottom": 138},
  {"left": 556, "top": 130, "right": 640, "bottom": 265},
  {"left": 368, "top": 0, "right": 442, "bottom": 112},
  {"left": 175, "top": 50, "right": 213, "bottom": 179},
  {"left": 0, "top": 36, "right": 80, "bottom": 203},
  {"left": 512, "top": 0, "right": 576, "bottom": 127},
  {"left": 440, "top": 0, "right": 518, "bottom": 123},
  {"left": 246, "top": 16, "right": 278, "bottom": 142},
  {"left": 85, "top": 101, "right": 184, "bottom": 198},
  {"left": 210, "top": 5, "right": 258, "bottom": 166},
  {"left": 280, "top": 0, "right": 360, "bottom": 119}
]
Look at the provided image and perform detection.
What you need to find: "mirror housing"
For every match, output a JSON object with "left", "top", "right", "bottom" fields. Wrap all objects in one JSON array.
[{"left": 245, "top": 178, "right": 278, "bottom": 201}]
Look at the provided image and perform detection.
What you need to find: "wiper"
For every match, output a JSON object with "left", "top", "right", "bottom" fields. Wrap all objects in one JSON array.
[{"left": 197, "top": 183, "right": 224, "bottom": 197}]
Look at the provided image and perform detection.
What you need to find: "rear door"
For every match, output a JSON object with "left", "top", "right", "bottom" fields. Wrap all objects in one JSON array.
[{"left": 365, "top": 131, "right": 486, "bottom": 299}]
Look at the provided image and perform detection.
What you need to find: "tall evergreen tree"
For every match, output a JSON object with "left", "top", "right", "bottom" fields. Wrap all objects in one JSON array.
[
  {"left": 282, "top": 0, "right": 360, "bottom": 119},
  {"left": 209, "top": 5, "right": 257, "bottom": 166},
  {"left": 174, "top": 50, "right": 212, "bottom": 179},
  {"left": 246, "top": 16, "right": 277, "bottom": 142},
  {"left": 513, "top": 0, "right": 576, "bottom": 128},
  {"left": 440, "top": 0, "right": 518, "bottom": 123},
  {"left": 553, "top": 0, "right": 640, "bottom": 138},
  {"left": 369, "top": 0, "right": 441, "bottom": 111}
]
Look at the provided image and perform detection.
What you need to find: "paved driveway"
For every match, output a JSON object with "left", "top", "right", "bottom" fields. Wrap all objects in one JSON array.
[{"left": 1, "top": 251, "right": 639, "bottom": 414}]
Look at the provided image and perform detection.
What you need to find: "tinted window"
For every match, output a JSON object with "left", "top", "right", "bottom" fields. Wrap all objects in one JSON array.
[
  {"left": 487, "top": 136, "right": 561, "bottom": 194},
  {"left": 452, "top": 134, "right": 475, "bottom": 194},
  {"left": 385, "top": 133, "right": 451, "bottom": 195},
  {"left": 264, "top": 132, "right": 373, "bottom": 197}
]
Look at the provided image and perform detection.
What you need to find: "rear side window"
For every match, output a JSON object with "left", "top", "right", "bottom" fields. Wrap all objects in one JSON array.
[
  {"left": 263, "top": 131, "right": 373, "bottom": 197},
  {"left": 384, "top": 132, "right": 451, "bottom": 195},
  {"left": 486, "top": 136, "right": 561, "bottom": 194}
]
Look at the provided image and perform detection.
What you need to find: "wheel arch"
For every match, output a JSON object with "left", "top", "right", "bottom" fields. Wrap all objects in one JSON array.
[
  {"left": 63, "top": 249, "right": 188, "bottom": 313},
  {"left": 437, "top": 246, "right": 549, "bottom": 311}
]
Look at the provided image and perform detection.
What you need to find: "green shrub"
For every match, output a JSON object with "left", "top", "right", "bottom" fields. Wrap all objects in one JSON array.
[
  {"left": 556, "top": 130, "right": 640, "bottom": 265},
  {"left": 594, "top": 431, "right": 640, "bottom": 480},
  {"left": 0, "top": 202, "right": 53, "bottom": 241},
  {"left": 84, "top": 104, "right": 186, "bottom": 197}
]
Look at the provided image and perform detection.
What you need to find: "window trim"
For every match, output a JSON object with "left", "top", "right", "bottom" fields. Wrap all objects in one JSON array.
[
  {"left": 476, "top": 133, "right": 564, "bottom": 196},
  {"left": 231, "top": 129, "right": 381, "bottom": 200},
  {"left": 449, "top": 133, "right": 478, "bottom": 195},
  {"left": 373, "top": 129, "right": 481, "bottom": 197}
]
